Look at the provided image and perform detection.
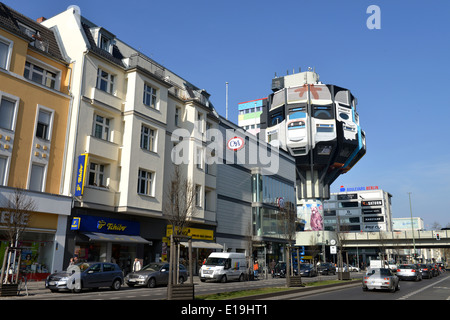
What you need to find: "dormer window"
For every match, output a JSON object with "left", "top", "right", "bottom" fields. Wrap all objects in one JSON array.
[{"left": 99, "top": 34, "right": 111, "bottom": 52}]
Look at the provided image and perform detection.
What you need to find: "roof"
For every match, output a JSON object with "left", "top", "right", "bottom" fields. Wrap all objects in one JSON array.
[{"left": 0, "top": 2, "right": 65, "bottom": 61}]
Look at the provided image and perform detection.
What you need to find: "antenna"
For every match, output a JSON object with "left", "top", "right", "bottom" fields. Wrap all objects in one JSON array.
[{"left": 225, "top": 82, "right": 229, "bottom": 120}]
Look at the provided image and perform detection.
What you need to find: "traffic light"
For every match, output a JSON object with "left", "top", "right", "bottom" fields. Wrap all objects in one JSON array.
[{"left": 436, "top": 233, "right": 440, "bottom": 240}]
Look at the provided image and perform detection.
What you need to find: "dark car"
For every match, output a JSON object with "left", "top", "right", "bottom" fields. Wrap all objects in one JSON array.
[
  {"left": 45, "top": 262, "right": 123, "bottom": 293},
  {"left": 318, "top": 262, "right": 336, "bottom": 275},
  {"left": 417, "top": 263, "right": 433, "bottom": 279},
  {"left": 124, "top": 262, "right": 188, "bottom": 288},
  {"left": 272, "top": 262, "right": 298, "bottom": 278},
  {"left": 299, "top": 263, "right": 317, "bottom": 277}
]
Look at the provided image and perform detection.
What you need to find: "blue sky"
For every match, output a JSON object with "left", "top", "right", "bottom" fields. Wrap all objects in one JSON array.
[{"left": 5, "top": 0, "right": 450, "bottom": 228}]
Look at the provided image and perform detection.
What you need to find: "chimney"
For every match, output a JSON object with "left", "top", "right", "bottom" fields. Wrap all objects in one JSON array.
[{"left": 36, "top": 17, "right": 46, "bottom": 23}]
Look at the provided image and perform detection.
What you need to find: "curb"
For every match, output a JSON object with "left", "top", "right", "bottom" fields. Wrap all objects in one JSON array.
[{"left": 230, "top": 279, "right": 361, "bottom": 300}]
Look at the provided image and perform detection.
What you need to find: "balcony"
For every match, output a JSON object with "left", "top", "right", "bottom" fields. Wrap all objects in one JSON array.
[{"left": 85, "top": 135, "right": 119, "bottom": 161}]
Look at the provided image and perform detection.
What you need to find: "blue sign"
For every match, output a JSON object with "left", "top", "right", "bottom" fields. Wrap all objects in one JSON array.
[
  {"left": 74, "top": 154, "right": 88, "bottom": 196},
  {"left": 71, "top": 217, "right": 81, "bottom": 230},
  {"left": 72, "top": 215, "right": 140, "bottom": 235}
]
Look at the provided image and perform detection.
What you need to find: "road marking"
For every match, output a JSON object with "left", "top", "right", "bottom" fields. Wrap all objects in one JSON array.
[{"left": 397, "top": 275, "right": 450, "bottom": 300}]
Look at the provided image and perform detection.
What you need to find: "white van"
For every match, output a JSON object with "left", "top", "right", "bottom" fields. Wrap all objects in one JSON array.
[{"left": 200, "top": 252, "right": 248, "bottom": 283}]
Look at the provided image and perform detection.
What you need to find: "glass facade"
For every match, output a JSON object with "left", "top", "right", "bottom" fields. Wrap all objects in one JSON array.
[{"left": 251, "top": 173, "right": 296, "bottom": 237}]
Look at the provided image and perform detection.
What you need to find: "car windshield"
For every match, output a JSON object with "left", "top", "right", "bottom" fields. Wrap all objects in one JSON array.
[
  {"left": 367, "top": 268, "right": 391, "bottom": 276},
  {"left": 300, "top": 264, "right": 311, "bottom": 269},
  {"left": 205, "top": 258, "right": 227, "bottom": 266},
  {"left": 67, "top": 262, "right": 93, "bottom": 273},
  {"left": 142, "top": 263, "right": 164, "bottom": 272}
]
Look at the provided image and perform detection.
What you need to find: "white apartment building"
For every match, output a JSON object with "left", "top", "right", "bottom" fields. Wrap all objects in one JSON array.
[{"left": 42, "top": 6, "right": 219, "bottom": 267}]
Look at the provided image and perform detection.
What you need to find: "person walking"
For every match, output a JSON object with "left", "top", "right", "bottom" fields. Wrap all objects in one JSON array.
[{"left": 132, "top": 258, "right": 142, "bottom": 272}]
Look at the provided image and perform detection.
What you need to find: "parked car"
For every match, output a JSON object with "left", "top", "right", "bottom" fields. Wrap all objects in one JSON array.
[
  {"left": 396, "top": 264, "right": 422, "bottom": 281},
  {"left": 417, "top": 263, "right": 433, "bottom": 279},
  {"left": 45, "top": 262, "right": 123, "bottom": 293},
  {"left": 124, "top": 262, "right": 188, "bottom": 288},
  {"left": 362, "top": 267, "right": 399, "bottom": 292},
  {"left": 272, "top": 262, "right": 298, "bottom": 278},
  {"left": 299, "top": 263, "right": 317, "bottom": 277},
  {"left": 348, "top": 265, "right": 360, "bottom": 272},
  {"left": 317, "top": 262, "right": 336, "bottom": 275}
]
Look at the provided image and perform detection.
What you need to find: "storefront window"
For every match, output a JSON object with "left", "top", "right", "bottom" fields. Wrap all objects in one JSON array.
[{"left": 0, "top": 231, "right": 54, "bottom": 281}]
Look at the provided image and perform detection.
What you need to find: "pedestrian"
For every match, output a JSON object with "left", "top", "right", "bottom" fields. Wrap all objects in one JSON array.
[
  {"left": 132, "top": 258, "right": 142, "bottom": 272},
  {"left": 270, "top": 259, "right": 276, "bottom": 276},
  {"left": 253, "top": 261, "right": 259, "bottom": 279}
]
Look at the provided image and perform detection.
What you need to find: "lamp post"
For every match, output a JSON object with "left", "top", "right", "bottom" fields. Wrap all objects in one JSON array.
[{"left": 408, "top": 192, "right": 416, "bottom": 263}]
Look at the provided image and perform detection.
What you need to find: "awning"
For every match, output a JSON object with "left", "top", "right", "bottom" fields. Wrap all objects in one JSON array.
[
  {"left": 82, "top": 232, "right": 151, "bottom": 244},
  {"left": 180, "top": 241, "right": 223, "bottom": 250}
]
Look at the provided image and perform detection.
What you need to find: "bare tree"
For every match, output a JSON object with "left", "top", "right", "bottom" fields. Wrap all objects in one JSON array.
[
  {"left": 163, "top": 165, "right": 197, "bottom": 286},
  {"left": 1, "top": 188, "right": 36, "bottom": 284},
  {"left": 279, "top": 200, "right": 297, "bottom": 286}
]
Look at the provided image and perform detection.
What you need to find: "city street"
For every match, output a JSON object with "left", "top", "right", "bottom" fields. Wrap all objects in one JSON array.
[{"left": 3, "top": 272, "right": 449, "bottom": 301}]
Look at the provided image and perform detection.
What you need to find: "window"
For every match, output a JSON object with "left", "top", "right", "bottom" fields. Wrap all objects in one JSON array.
[
  {"left": 93, "top": 115, "right": 110, "bottom": 140},
  {"left": 196, "top": 147, "right": 204, "bottom": 170},
  {"left": 36, "top": 109, "right": 52, "bottom": 140},
  {"left": 140, "top": 125, "right": 156, "bottom": 152},
  {"left": 175, "top": 107, "right": 181, "bottom": 126},
  {"left": 0, "top": 97, "right": 16, "bottom": 130},
  {"left": 0, "top": 156, "right": 7, "bottom": 186},
  {"left": 197, "top": 112, "right": 204, "bottom": 133},
  {"left": 88, "top": 162, "right": 106, "bottom": 188},
  {"left": 143, "top": 84, "right": 157, "bottom": 108},
  {"left": 97, "top": 68, "right": 115, "bottom": 94},
  {"left": 24, "top": 62, "right": 57, "bottom": 89},
  {"left": 137, "top": 169, "right": 154, "bottom": 196},
  {"left": 0, "top": 38, "right": 12, "bottom": 70},
  {"left": 195, "top": 185, "right": 202, "bottom": 207},
  {"left": 99, "top": 34, "right": 111, "bottom": 52},
  {"left": 29, "top": 163, "right": 45, "bottom": 192}
]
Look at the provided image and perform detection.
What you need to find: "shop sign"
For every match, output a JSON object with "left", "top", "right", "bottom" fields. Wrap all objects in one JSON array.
[
  {"left": 166, "top": 225, "right": 214, "bottom": 241},
  {"left": 227, "top": 136, "right": 244, "bottom": 151},
  {"left": 72, "top": 215, "right": 140, "bottom": 235},
  {"left": 74, "top": 154, "right": 88, "bottom": 196},
  {"left": 339, "top": 185, "right": 379, "bottom": 192}
]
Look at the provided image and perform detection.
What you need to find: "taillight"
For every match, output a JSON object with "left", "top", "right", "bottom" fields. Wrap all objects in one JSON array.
[
  {"left": 397, "top": 269, "right": 400, "bottom": 272},
  {"left": 423, "top": 268, "right": 428, "bottom": 271},
  {"left": 412, "top": 269, "right": 416, "bottom": 273}
]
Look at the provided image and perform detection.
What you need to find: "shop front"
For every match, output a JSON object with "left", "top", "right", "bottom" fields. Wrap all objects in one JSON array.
[{"left": 70, "top": 214, "right": 151, "bottom": 274}]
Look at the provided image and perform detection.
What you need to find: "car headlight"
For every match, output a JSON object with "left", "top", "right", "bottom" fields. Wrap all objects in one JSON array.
[{"left": 138, "top": 275, "right": 148, "bottom": 280}]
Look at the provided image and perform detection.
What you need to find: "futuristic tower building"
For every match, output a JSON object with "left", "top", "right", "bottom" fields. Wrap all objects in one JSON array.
[{"left": 259, "top": 70, "right": 366, "bottom": 230}]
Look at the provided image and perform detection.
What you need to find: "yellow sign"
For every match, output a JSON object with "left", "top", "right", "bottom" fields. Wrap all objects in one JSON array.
[{"left": 166, "top": 225, "right": 214, "bottom": 241}]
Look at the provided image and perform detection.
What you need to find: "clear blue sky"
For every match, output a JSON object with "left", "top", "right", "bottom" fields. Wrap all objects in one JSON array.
[{"left": 5, "top": 0, "right": 450, "bottom": 228}]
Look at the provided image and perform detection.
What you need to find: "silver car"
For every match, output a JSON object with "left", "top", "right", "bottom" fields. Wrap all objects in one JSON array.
[
  {"left": 125, "top": 262, "right": 188, "bottom": 288},
  {"left": 396, "top": 264, "right": 422, "bottom": 281},
  {"left": 45, "top": 262, "right": 123, "bottom": 293},
  {"left": 362, "top": 268, "right": 399, "bottom": 292}
]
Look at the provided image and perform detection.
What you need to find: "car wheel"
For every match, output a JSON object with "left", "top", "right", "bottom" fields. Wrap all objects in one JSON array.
[
  {"left": 239, "top": 274, "right": 244, "bottom": 282},
  {"left": 178, "top": 276, "right": 185, "bottom": 284},
  {"left": 220, "top": 275, "right": 227, "bottom": 283},
  {"left": 148, "top": 278, "right": 156, "bottom": 288},
  {"left": 111, "top": 279, "right": 121, "bottom": 291}
]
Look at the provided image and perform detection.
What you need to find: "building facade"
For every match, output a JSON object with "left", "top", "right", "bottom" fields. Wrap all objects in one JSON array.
[
  {"left": 0, "top": 3, "right": 72, "bottom": 277},
  {"left": 216, "top": 116, "right": 297, "bottom": 265},
  {"left": 323, "top": 187, "right": 393, "bottom": 233},
  {"left": 41, "top": 6, "right": 220, "bottom": 270},
  {"left": 237, "top": 98, "right": 265, "bottom": 136}
]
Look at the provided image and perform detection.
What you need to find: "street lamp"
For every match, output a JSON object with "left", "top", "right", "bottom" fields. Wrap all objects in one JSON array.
[{"left": 408, "top": 192, "right": 416, "bottom": 263}]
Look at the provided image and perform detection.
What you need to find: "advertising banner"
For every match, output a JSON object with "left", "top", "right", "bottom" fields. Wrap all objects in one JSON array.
[{"left": 74, "top": 153, "right": 88, "bottom": 196}]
